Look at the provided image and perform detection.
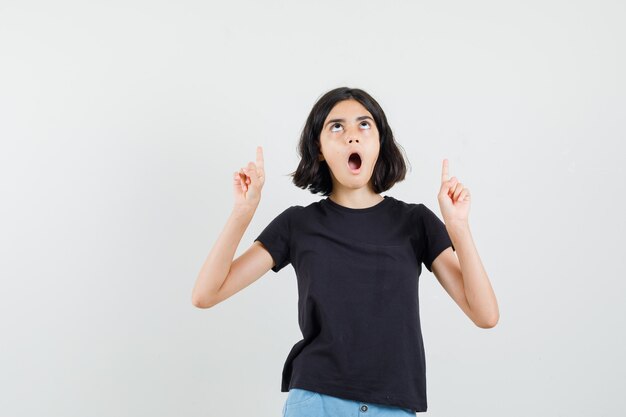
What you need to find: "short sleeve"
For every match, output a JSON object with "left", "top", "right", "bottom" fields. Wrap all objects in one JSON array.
[
  {"left": 419, "top": 203, "right": 455, "bottom": 272},
  {"left": 254, "top": 206, "right": 295, "bottom": 273}
]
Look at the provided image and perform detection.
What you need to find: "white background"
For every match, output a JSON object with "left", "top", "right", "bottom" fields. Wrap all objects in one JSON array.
[{"left": 1, "top": 0, "right": 624, "bottom": 416}]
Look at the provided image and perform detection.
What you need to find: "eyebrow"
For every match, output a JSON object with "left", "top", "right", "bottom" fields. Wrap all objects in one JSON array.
[{"left": 325, "top": 115, "right": 374, "bottom": 127}]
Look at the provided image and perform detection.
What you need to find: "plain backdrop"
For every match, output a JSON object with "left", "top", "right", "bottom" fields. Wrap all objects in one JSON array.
[{"left": 1, "top": 0, "right": 625, "bottom": 416}]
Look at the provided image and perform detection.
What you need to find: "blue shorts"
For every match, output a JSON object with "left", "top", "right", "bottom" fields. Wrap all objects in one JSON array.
[{"left": 282, "top": 388, "right": 416, "bottom": 416}]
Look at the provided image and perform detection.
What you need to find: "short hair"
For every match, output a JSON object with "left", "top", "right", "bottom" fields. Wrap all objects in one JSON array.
[{"left": 289, "top": 87, "right": 408, "bottom": 196}]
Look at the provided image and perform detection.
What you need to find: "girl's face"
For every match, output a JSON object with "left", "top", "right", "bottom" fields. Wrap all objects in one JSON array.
[{"left": 318, "top": 99, "right": 380, "bottom": 191}]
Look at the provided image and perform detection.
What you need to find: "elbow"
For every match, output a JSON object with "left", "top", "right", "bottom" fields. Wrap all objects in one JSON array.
[
  {"left": 191, "top": 293, "right": 215, "bottom": 309},
  {"left": 475, "top": 313, "right": 499, "bottom": 329}
]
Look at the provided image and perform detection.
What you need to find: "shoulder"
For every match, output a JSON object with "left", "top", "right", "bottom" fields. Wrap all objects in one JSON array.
[
  {"left": 386, "top": 198, "right": 444, "bottom": 229},
  {"left": 400, "top": 199, "right": 438, "bottom": 218},
  {"left": 415, "top": 202, "right": 441, "bottom": 219},
  {"left": 385, "top": 195, "right": 423, "bottom": 216},
  {"left": 273, "top": 204, "right": 303, "bottom": 221},
  {"left": 270, "top": 204, "right": 308, "bottom": 224}
]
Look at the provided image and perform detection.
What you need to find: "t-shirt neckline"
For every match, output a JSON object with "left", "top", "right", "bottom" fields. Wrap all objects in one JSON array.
[{"left": 323, "top": 195, "right": 392, "bottom": 213}]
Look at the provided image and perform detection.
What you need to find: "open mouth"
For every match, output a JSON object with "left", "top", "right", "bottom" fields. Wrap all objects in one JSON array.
[{"left": 348, "top": 152, "right": 362, "bottom": 171}]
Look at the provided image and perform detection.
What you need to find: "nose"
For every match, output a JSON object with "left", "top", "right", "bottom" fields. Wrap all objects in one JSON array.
[{"left": 344, "top": 125, "right": 361, "bottom": 143}]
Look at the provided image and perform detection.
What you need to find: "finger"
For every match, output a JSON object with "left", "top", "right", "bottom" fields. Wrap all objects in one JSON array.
[
  {"left": 238, "top": 173, "right": 246, "bottom": 192},
  {"left": 256, "top": 146, "right": 265, "bottom": 181},
  {"left": 446, "top": 176, "right": 458, "bottom": 197},
  {"left": 238, "top": 169, "right": 248, "bottom": 191},
  {"left": 459, "top": 188, "right": 469, "bottom": 201},
  {"left": 256, "top": 146, "right": 264, "bottom": 171},
  {"left": 450, "top": 181, "right": 462, "bottom": 200},
  {"left": 454, "top": 183, "right": 463, "bottom": 201},
  {"left": 441, "top": 159, "right": 449, "bottom": 183},
  {"left": 243, "top": 164, "right": 257, "bottom": 188}
]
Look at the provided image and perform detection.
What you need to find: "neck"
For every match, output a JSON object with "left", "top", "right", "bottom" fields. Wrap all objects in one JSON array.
[{"left": 328, "top": 184, "right": 384, "bottom": 209}]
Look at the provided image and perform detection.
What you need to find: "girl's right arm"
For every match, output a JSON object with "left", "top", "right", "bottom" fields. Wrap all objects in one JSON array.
[{"left": 191, "top": 146, "right": 273, "bottom": 308}]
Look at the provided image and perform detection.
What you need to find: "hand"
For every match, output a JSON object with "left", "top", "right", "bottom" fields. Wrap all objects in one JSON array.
[
  {"left": 438, "top": 158, "right": 470, "bottom": 225},
  {"left": 233, "top": 146, "right": 265, "bottom": 213}
]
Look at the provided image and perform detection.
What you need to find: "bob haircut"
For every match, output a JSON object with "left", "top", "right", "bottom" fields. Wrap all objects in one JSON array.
[{"left": 290, "top": 87, "right": 408, "bottom": 196}]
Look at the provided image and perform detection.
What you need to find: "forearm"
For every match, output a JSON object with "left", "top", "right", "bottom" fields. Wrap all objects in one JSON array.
[
  {"left": 447, "top": 221, "right": 499, "bottom": 327},
  {"left": 191, "top": 208, "right": 255, "bottom": 307}
]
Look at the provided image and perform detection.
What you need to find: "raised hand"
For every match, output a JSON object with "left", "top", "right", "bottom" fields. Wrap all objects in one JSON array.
[
  {"left": 438, "top": 158, "right": 470, "bottom": 225},
  {"left": 233, "top": 146, "right": 265, "bottom": 213}
]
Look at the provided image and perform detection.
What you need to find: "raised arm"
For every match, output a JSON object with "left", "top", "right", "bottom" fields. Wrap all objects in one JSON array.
[{"left": 191, "top": 146, "right": 271, "bottom": 308}]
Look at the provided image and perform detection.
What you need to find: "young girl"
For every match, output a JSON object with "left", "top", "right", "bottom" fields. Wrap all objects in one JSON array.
[{"left": 192, "top": 87, "right": 499, "bottom": 415}]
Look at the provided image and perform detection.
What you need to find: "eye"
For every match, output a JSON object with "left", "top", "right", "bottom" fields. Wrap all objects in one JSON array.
[
  {"left": 330, "top": 123, "right": 343, "bottom": 132},
  {"left": 329, "top": 121, "right": 371, "bottom": 132}
]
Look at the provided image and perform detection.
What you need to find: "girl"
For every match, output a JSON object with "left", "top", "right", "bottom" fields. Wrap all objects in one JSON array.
[{"left": 192, "top": 87, "right": 499, "bottom": 415}]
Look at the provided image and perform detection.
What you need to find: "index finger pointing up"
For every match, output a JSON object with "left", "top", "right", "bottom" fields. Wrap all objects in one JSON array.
[
  {"left": 256, "top": 146, "right": 264, "bottom": 170},
  {"left": 441, "top": 158, "right": 449, "bottom": 183}
]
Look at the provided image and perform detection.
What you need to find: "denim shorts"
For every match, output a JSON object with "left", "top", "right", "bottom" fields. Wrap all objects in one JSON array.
[{"left": 282, "top": 388, "right": 416, "bottom": 416}]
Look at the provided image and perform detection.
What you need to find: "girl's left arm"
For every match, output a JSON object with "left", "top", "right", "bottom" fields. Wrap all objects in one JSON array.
[{"left": 432, "top": 159, "right": 499, "bottom": 328}]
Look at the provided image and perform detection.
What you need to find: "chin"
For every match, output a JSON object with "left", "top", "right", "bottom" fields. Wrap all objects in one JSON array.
[{"left": 346, "top": 180, "right": 371, "bottom": 188}]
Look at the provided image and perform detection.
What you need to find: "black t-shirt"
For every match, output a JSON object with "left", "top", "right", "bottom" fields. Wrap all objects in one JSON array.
[{"left": 254, "top": 195, "right": 455, "bottom": 413}]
